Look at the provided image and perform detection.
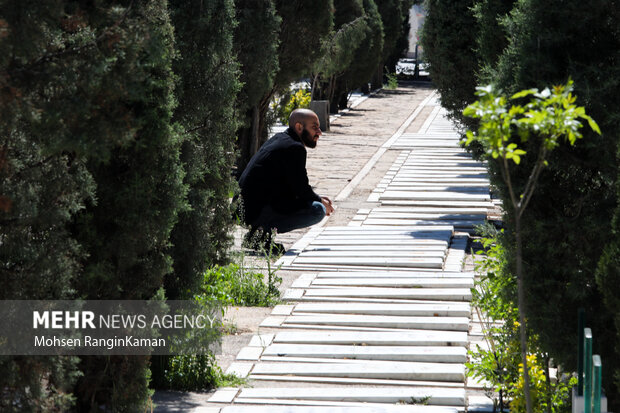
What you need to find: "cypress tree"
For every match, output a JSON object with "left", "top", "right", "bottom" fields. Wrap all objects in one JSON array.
[
  {"left": 471, "top": 0, "right": 515, "bottom": 83},
  {"left": 384, "top": 0, "right": 415, "bottom": 75},
  {"left": 65, "top": 1, "right": 184, "bottom": 410},
  {"left": 1, "top": 0, "right": 184, "bottom": 410},
  {"left": 489, "top": 0, "right": 620, "bottom": 404},
  {"left": 165, "top": 0, "right": 240, "bottom": 300},
  {"left": 371, "top": 0, "right": 405, "bottom": 88},
  {"left": 311, "top": 0, "right": 368, "bottom": 110},
  {"left": 424, "top": 0, "right": 620, "bottom": 404},
  {"left": 0, "top": 1, "right": 89, "bottom": 408},
  {"left": 234, "top": 0, "right": 280, "bottom": 172},
  {"left": 420, "top": 0, "right": 478, "bottom": 124},
  {"left": 238, "top": 0, "right": 333, "bottom": 169},
  {"left": 333, "top": 0, "right": 384, "bottom": 109}
]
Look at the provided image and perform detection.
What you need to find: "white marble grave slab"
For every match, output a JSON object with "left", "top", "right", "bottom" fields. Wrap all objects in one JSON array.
[
  {"left": 298, "top": 287, "right": 472, "bottom": 301},
  {"left": 236, "top": 387, "right": 465, "bottom": 406},
  {"left": 279, "top": 313, "right": 469, "bottom": 331},
  {"left": 379, "top": 200, "right": 494, "bottom": 208},
  {"left": 261, "top": 344, "right": 467, "bottom": 363},
  {"left": 307, "top": 277, "right": 473, "bottom": 288},
  {"left": 304, "top": 245, "right": 447, "bottom": 252},
  {"left": 298, "top": 250, "right": 446, "bottom": 259},
  {"left": 250, "top": 361, "right": 464, "bottom": 382},
  {"left": 221, "top": 405, "right": 458, "bottom": 413},
  {"left": 272, "top": 330, "right": 468, "bottom": 347},
  {"left": 291, "top": 256, "right": 444, "bottom": 268},
  {"left": 379, "top": 191, "right": 490, "bottom": 201},
  {"left": 314, "top": 270, "right": 472, "bottom": 277},
  {"left": 290, "top": 302, "right": 471, "bottom": 317}
]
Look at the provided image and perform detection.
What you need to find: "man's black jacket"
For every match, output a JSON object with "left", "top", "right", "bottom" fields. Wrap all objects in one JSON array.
[{"left": 239, "top": 127, "right": 321, "bottom": 224}]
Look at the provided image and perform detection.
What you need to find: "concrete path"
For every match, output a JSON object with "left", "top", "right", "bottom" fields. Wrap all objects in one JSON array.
[
  {"left": 152, "top": 86, "right": 496, "bottom": 412},
  {"left": 191, "top": 91, "right": 496, "bottom": 413}
]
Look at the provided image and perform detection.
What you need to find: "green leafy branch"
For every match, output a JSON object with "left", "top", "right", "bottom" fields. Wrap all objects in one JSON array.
[
  {"left": 464, "top": 80, "right": 600, "bottom": 216},
  {"left": 463, "top": 79, "right": 600, "bottom": 413}
]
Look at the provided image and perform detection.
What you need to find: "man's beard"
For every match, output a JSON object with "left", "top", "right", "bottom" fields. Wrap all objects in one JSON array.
[{"left": 300, "top": 127, "right": 317, "bottom": 148}]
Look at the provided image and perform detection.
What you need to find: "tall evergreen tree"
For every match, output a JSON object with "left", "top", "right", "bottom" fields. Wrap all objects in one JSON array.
[
  {"left": 0, "top": 1, "right": 89, "bottom": 408},
  {"left": 0, "top": 0, "right": 184, "bottom": 410},
  {"left": 489, "top": 0, "right": 620, "bottom": 404},
  {"left": 235, "top": 0, "right": 280, "bottom": 172},
  {"left": 333, "top": 0, "right": 384, "bottom": 109},
  {"left": 384, "top": 0, "right": 415, "bottom": 75},
  {"left": 311, "top": 0, "right": 368, "bottom": 111},
  {"left": 165, "top": 0, "right": 240, "bottom": 300},
  {"left": 471, "top": 0, "right": 515, "bottom": 83},
  {"left": 423, "top": 0, "right": 620, "bottom": 405},
  {"left": 371, "top": 0, "right": 405, "bottom": 88},
  {"left": 237, "top": 0, "right": 333, "bottom": 170},
  {"left": 67, "top": 1, "right": 184, "bottom": 410},
  {"left": 421, "top": 0, "right": 478, "bottom": 125}
]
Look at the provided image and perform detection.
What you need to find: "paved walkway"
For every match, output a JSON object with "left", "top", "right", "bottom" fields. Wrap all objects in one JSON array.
[{"left": 153, "top": 85, "right": 497, "bottom": 412}]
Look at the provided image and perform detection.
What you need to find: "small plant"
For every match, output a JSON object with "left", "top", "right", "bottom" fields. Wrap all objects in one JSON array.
[
  {"left": 277, "top": 89, "right": 312, "bottom": 124},
  {"left": 154, "top": 353, "right": 247, "bottom": 391},
  {"left": 468, "top": 225, "right": 579, "bottom": 412},
  {"left": 199, "top": 262, "right": 280, "bottom": 307},
  {"left": 384, "top": 70, "right": 398, "bottom": 90}
]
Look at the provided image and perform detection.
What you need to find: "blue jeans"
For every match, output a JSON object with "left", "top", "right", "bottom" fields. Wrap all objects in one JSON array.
[{"left": 251, "top": 201, "right": 326, "bottom": 234}]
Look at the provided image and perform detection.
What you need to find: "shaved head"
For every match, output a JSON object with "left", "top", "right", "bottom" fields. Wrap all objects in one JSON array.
[
  {"left": 289, "top": 108, "right": 322, "bottom": 148},
  {"left": 289, "top": 108, "right": 318, "bottom": 128}
]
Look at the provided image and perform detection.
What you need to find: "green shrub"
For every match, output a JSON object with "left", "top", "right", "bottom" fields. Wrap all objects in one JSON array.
[
  {"left": 277, "top": 89, "right": 312, "bottom": 125},
  {"left": 200, "top": 263, "right": 281, "bottom": 307},
  {"left": 469, "top": 225, "right": 578, "bottom": 412},
  {"left": 153, "top": 353, "right": 246, "bottom": 391},
  {"left": 384, "top": 71, "right": 399, "bottom": 89}
]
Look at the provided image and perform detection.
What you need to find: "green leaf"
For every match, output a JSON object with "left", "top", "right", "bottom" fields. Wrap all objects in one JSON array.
[
  {"left": 584, "top": 115, "right": 602, "bottom": 134},
  {"left": 511, "top": 89, "right": 537, "bottom": 99}
]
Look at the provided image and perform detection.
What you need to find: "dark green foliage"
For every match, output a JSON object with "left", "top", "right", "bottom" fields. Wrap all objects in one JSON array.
[
  {"left": 384, "top": 0, "right": 415, "bottom": 74},
  {"left": 376, "top": 0, "right": 406, "bottom": 64},
  {"left": 596, "top": 242, "right": 620, "bottom": 396},
  {"left": 471, "top": 0, "right": 515, "bottom": 83},
  {"left": 76, "top": 355, "right": 153, "bottom": 412},
  {"left": 311, "top": 0, "right": 367, "bottom": 106},
  {"left": 165, "top": 0, "right": 240, "bottom": 300},
  {"left": 2, "top": 0, "right": 185, "bottom": 409},
  {"left": 425, "top": 0, "right": 620, "bottom": 405},
  {"left": 371, "top": 0, "right": 406, "bottom": 86},
  {"left": 421, "top": 0, "right": 478, "bottom": 124},
  {"left": 343, "top": 0, "right": 384, "bottom": 89},
  {"left": 68, "top": 1, "right": 184, "bottom": 410},
  {"left": 235, "top": 0, "right": 281, "bottom": 171},
  {"left": 235, "top": 0, "right": 280, "bottom": 111},
  {"left": 70, "top": 0, "right": 184, "bottom": 302},
  {"left": 332, "top": 0, "right": 385, "bottom": 109},
  {"left": 237, "top": 0, "right": 333, "bottom": 170},
  {"left": 273, "top": 0, "right": 334, "bottom": 89},
  {"left": 0, "top": 356, "right": 81, "bottom": 412},
  {"left": 487, "top": 1, "right": 620, "bottom": 404}
]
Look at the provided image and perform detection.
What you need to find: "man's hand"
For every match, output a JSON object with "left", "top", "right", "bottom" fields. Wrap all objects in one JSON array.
[{"left": 321, "top": 196, "right": 334, "bottom": 216}]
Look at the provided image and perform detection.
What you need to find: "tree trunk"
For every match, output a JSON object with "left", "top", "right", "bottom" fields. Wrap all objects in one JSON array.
[
  {"left": 236, "top": 105, "right": 261, "bottom": 175},
  {"left": 371, "top": 65, "right": 383, "bottom": 90},
  {"left": 515, "top": 213, "right": 533, "bottom": 413}
]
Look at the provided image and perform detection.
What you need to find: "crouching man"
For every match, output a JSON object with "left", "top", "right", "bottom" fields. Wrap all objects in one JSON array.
[{"left": 238, "top": 108, "right": 334, "bottom": 253}]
